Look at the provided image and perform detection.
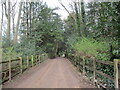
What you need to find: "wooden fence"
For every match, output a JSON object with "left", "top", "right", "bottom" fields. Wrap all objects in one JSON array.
[
  {"left": 0, "top": 54, "right": 48, "bottom": 84},
  {"left": 68, "top": 54, "right": 120, "bottom": 89}
]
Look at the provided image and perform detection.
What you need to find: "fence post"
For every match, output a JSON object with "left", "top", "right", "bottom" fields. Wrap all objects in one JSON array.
[
  {"left": 74, "top": 56, "right": 76, "bottom": 66},
  {"left": 19, "top": 57, "right": 23, "bottom": 73},
  {"left": 76, "top": 56, "right": 79, "bottom": 70},
  {"left": 114, "top": 59, "right": 119, "bottom": 89},
  {"left": 71, "top": 54, "right": 74, "bottom": 64},
  {"left": 43, "top": 54, "right": 45, "bottom": 61},
  {"left": 27, "top": 56, "right": 29, "bottom": 68},
  {"left": 8, "top": 58, "right": 11, "bottom": 81},
  {"left": 38, "top": 55, "right": 39, "bottom": 63},
  {"left": 93, "top": 57, "right": 96, "bottom": 85},
  {"left": 31, "top": 55, "right": 34, "bottom": 67},
  {"left": 36, "top": 55, "right": 37, "bottom": 65},
  {"left": 44, "top": 54, "right": 47, "bottom": 60},
  {"left": 34, "top": 55, "right": 36, "bottom": 64},
  {"left": 76, "top": 56, "right": 77, "bottom": 66},
  {"left": 46, "top": 54, "right": 48, "bottom": 60},
  {"left": 39, "top": 55, "right": 41, "bottom": 63},
  {"left": 78, "top": 56, "right": 81, "bottom": 70},
  {"left": 41, "top": 54, "right": 43, "bottom": 62},
  {"left": 82, "top": 56, "right": 85, "bottom": 75}
]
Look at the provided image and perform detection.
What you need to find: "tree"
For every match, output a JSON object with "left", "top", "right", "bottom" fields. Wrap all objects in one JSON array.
[
  {"left": 14, "top": 2, "right": 22, "bottom": 44},
  {"left": 11, "top": 1, "right": 17, "bottom": 42},
  {"left": 19, "top": 1, "right": 64, "bottom": 58},
  {"left": 0, "top": 3, "right": 3, "bottom": 45},
  {"left": 6, "top": 1, "right": 11, "bottom": 45},
  {"left": 0, "top": 2, "right": 4, "bottom": 63}
]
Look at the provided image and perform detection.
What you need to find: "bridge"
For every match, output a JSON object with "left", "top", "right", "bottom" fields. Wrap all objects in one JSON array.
[{"left": 1, "top": 54, "right": 120, "bottom": 89}]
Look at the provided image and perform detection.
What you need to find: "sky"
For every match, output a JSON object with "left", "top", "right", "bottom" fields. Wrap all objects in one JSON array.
[
  {"left": 40, "top": 0, "right": 120, "bottom": 19},
  {"left": 43, "top": 0, "right": 71, "bottom": 19},
  {"left": 0, "top": 0, "right": 71, "bottom": 28},
  {"left": 0, "top": 0, "right": 73, "bottom": 40},
  {"left": 0, "top": 0, "right": 71, "bottom": 37}
]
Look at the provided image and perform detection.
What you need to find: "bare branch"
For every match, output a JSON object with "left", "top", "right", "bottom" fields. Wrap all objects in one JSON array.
[
  {"left": 14, "top": 2, "right": 23, "bottom": 44},
  {"left": 3, "top": 2, "right": 8, "bottom": 19},
  {"left": 58, "top": 0, "right": 75, "bottom": 20}
]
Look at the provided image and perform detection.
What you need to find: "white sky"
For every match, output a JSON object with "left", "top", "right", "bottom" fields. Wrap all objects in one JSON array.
[
  {"left": 0, "top": 0, "right": 71, "bottom": 37},
  {"left": 0, "top": 0, "right": 73, "bottom": 39},
  {"left": 43, "top": 0, "right": 71, "bottom": 19}
]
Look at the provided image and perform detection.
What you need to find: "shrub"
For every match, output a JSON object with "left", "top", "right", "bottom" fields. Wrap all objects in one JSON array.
[
  {"left": 71, "top": 37, "right": 110, "bottom": 60},
  {"left": 2, "top": 47, "right": 22, "bottom": 61}
]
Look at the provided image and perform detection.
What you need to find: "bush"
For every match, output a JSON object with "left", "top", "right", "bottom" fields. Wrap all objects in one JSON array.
[
  {"left": 2, "top": 47, "right": 22, "bottom": 61},
  {"left": 71, "top": 37, "right": 110, "bottom": 61}
]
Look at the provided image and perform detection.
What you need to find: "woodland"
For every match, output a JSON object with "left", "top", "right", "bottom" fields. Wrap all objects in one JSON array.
[{"left": 0, "top": 0, "right": 120, "bottom": 88}]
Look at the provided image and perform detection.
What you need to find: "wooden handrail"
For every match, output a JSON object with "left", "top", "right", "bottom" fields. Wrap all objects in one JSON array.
[
  {"left": 1, "top": 54, "right": 48, "bottom": 84},
  {"left": 117, "top": 59, "right": 120, "bottom": 63},
  {"left": 95, "top": 70, "right": 114, "bottom": 81},
  {"left": 0, "top": 58, "right": 20, "bottom": 64},
  {"left": 96, "top": 60, "right": 114, "bottom": 66},
  {"left": 68, "top": 54, "right": 119, "bottom": 89},
  {"left": 114, "top": 59, "right": 119, "bottom": 89}
]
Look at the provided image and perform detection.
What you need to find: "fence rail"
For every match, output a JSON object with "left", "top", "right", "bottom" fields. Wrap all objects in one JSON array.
[
  {"left": 0, "top": 54, "right": 48, "bottom": 84},
  {"left": 68, "top": 54, "right": 120, "bottom": 89}
]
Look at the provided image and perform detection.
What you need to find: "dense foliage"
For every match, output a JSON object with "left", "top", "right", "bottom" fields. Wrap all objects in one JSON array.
[
  {"left": 1, "top": 1, "right": 120, "bottom": 88},
  {"left": 63, "top": 2, "right": 120, "bottom": 88},
  {"left": 2, "top": 1, "right": 64, "bottom": 60},
  {"left": 64, "top": 2, "right": 119, "bottom": 61}
]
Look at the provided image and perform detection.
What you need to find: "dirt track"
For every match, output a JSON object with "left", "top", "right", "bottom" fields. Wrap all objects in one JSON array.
[{"left": 3, "top": 58, "right": 95, "bottom": 88}]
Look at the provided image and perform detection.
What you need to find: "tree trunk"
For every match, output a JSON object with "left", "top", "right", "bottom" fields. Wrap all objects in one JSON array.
[
  {"left": 12, "top": 17, "right": 15, "bottom": 38},
  {"left": 14, "top": 2, "right": 22, "bottom": 44},
  {"left": 6, "top": 1, "right": 11, "bottom": 45},
  {"left": 0, "top": 3, "right": 3, "bottom": 66},
  {"left": 12, "top": 5, "right": 15, "bottom": 42},
  {"left": 74, "top": 2, "right": 81, "bottom": 35},
  {"left": 0, "top": 3, "right": 3, "bottom": 45},
  {"left": 80, "top": 1, "right": 85, "bottom": 36},
  {"left": 29, "top": 3, "right": 31, "bottom": 38}
]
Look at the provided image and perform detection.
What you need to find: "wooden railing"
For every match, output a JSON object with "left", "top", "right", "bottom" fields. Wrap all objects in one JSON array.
[
  {"left": 0, "top": 53, "right": 48, "bottom": 84},
  {"left": 68, "top": 54, "right": 120, "bottom": 89}
]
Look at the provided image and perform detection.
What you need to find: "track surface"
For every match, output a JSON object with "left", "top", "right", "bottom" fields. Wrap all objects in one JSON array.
[{"left": 3, "top": 58, "right": 95, "bottom": 88}]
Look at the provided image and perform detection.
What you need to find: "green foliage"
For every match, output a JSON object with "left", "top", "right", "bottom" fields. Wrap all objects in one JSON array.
[
  {"left": 20, "top": 2, "right": 64, "bottom": 58},
  {"left": 96, "top": 53, "right": 110, "bottom": 61},
  {"left": 72, "top": 37, "right": 98, "bottom": 56},
  {"left": 1, "top": 1, "right": 64, "bottom": 60},
  {"left": 2, "top": 47, "right": 22, "bottom": 61},
  {"left": 70, "top": 37, "right": 110, "bottom": 61}
]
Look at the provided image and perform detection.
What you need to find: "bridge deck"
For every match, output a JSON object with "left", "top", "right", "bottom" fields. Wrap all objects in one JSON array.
[{"left": 3, "top": 58, "right": 95, "bottom": 88}]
